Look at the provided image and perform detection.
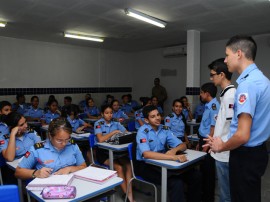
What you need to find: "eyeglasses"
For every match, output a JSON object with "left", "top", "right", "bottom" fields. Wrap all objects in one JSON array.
[
  {"left": 54, "top": 138, "right": 71, "bottom": 144},
  {"left": 210, "top": 73, "right": 218, "bottom": 78}
]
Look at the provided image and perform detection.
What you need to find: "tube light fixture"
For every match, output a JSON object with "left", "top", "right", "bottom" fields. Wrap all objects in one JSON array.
[
  {"left": 0, "top": 22, "right": 7, "bottom": 27},
  {"left": 64, "top": 32, "right": 104, "bottom": 42},
  {"left": 125, "top": 8, "right": 166, "bottom": 28}
]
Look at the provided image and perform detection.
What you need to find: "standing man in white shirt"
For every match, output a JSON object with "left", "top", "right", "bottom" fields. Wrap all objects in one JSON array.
[{"left": 208, "top": 58, "right": 236, "bottom": 202}]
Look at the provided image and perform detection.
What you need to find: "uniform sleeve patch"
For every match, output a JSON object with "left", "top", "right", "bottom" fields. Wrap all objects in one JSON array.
[
  {"left": 165, "top": 119, "right": 170, "bottom": 123},
  {"left": 96, "top": 125, "right": 101, "bottom": 129},
  {"left": 0, "top": 140, "right": 5, "bottom": 145},
  {"left": 212, "top": 103, "right": 217, "bottom": 110},
  {"left": 25, "top": 151, "right": 31, "bottom": 158},
  {"left": 144, "top": 128, "right": 149, "bottom": 133},
  {"left": 238, "top": 93, "right": 248, "bottom": 104},
  {"left": 229, "top": 104, "right": 234, "bottom": 108},
  {"left": 140, "top": 138, "right": 147, "bottom": 143}
]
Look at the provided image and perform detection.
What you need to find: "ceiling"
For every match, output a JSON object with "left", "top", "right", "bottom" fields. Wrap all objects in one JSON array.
[{"left": 0, "top": 0, "right": 270, "bottom": 52}]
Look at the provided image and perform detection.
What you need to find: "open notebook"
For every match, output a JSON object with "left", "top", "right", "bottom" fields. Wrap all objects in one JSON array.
[
  {"left": 26, "top": 174, "right": 74, "bottom": 191},
  {"left": 74, "top": 166, "right": 117, "bottom": 184}
]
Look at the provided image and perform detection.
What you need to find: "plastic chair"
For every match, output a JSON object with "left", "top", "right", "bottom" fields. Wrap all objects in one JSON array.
[
  {"left": 0, "top": 185, "right": 20, "bottom": 202},
  {"left": 88, "top": 134, "right": 109, "bottom": 169},
  {"left": 125, "top": 143, "right": 157, "bottom": 202},
  {"left": 0, "top": 155, "right": 6, "bottom": 185},
  {"left": 127, "top": 121, "right": 136, "bottom": 132}
]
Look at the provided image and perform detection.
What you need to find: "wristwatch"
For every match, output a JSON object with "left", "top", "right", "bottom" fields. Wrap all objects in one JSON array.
[{"left": 32, "top": 169, "right": 37, "bottom": 178}]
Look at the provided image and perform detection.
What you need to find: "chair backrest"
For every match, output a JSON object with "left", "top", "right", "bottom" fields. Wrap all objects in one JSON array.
[
  {"left": 127, "top": 121, "right": 136, "bottom": 132},
  {"left": 0, "top": 185, "right": 20, "bottom": 202},
  {"left": 89, "top": 134, "right": 96, "bottom": 148},
  {"left": 128, "top": 143, "right": 133, "bottom": 160}
]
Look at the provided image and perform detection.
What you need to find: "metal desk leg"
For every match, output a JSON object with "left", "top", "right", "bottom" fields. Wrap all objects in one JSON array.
[
  {"left": 18, "top": 179, "right": 24, "bottom": 202},
  {"left": 161, "top": 167, "right": 167, "bottom": 202},
  {"left": 190, "top": 125, "right": 194, "bottom": 135},
  {"left": 109, "top": 150, "right": 114, "bottom": 170}
]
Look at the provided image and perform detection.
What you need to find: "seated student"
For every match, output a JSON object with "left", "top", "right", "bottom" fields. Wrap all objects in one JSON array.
[
  {"left": 44, "top": 95, "right": 56, "bottom": 112},
  {"left": 180, "top": 96, "right": 193, "bottom": 121},
  {"left": 151, "top": 96, "right": 163, "bottom": 115},
  {"left": 102, "top": 94, "right": 114, "bottom": 106},
  {"left": 12, "top": 94, "right": 29, "bottom": 115},
  {"left": 165, "top": 99, "right": 189, "bottom": 143},
  {"left": 24, "top": 96, "right": 44, "bottom": 122},
  {"left": 135, "top": 105, "right": 201, "bottom": 202},
  {"left": 78, "top": 93, "right": 91, "bottom": 112},
  {"left": 84, "top": 97, "right": 100, "bottom": 119},
  {"left": 41, "top": 99, "right": 61, "bottom": 125},
  {"left": 15, "top": 118, "right": 86, "bottom": 179},
  {"left": 66, "top": 104, "right": 92, "bottom": 133},
  {"left": 94, "top": 104, "right": 135, "bottom": 202},
  {"left": 121, "top": 94, "right": 134, "bottom": 115},
  {"left": 61, "top": 96, "right": 72, "bottom": 115},
  {"left": 127, "top": 94, "right": 139, "bottom": 110},
  {"left": 112, "top": 99, "right": 129, "bottom": 122},
  {"left": 134, "top": 97, "right": 151, "bottom": 130},
  {"left": 0, "top": 101, "right": 12, "bottom": 137},
  {"left": 0, "top": 112, "right": 41, "bottom": 162}
]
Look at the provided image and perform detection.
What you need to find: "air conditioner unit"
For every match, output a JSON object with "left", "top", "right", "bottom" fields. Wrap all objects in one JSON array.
[{"left": 163, "top": 45, "right": 187, "bottom": 58}]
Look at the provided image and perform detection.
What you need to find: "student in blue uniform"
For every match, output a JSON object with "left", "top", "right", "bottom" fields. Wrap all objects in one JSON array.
[
  {"left": 79, "top": 93, "right": 91, "bottom": 112},
  {"left": 94, "top": 104, "right": 135, "bottom": 202},
  {"left": 134, "top": 97, "right": 151, "bottom": 130},
  {"left": 102, "top": 94, "right": 114, "bottom": 106},
  {"left": 127, "top": 94, "right": 139, "bottom": 110},
  {"left": 0, "top": 112, "right": 41, "bottom": 162},
  {"left": 197, "top": 82, "right": 219, "bottom": 202},
  {"left": 180, "top": 96, "right": 193, "bottom": 121},
  {"left": 12, "top": 94, "right": 29, "bottom": 115},
  {"left": 44, "top": 95, "right": 56, "bottom": 112},
  {"left": 151, "top": 96, "right": 163, "bottom": 116},
  {"left": 41, "top": 99, "right": 61, "bottom": 125},
  {"left": 136, "top": 105, "right": 201, "bottom": 202},
  {"left": 165, "top": 99, "right": 189, "bottom": 143},
  {"left": 66, "top": 104, "right": 92, "bottom": 133},
  {"left": 194, "top": 98, "right": 205, "bottom": 121},
  {"left": 24, "top": 96, "right": 44, "bottom": 122},
  {"left": 121, "top": 94, "right": 134, "bottom": 115},
  {"left": 206, "top": 35, "right": 270, "bottom": 202},
  {"left": 84, "top": 97, "right": 100, "bottom": 119},
  {"left": 15, "top": 118, "right": 86, "bottom": 179},
  {"left": 112, "top": 99, "right": 129, "bottom": 121},
  {"left": 0, "top": 101, "right": 12, "bottom": 138}
]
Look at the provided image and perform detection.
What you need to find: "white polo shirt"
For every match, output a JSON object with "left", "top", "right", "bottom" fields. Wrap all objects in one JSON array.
[{"left": 211, "top": 84, "right": 236, "bottom": 162}]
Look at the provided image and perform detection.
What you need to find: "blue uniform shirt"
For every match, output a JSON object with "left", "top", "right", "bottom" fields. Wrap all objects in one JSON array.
[
  {"left": 121, "top": 104, "right": 133, "bottom": 114},
  {"left": 94, "top": 118, "right": 126, "bottom": 136},
  {"left": 12, "top": 103, "right": 29, "bottom": 115},
  {"left": 41, "top": 110, "right": 60, "bottom": 124},
  {"left": 67, "top": 116, "right": 85, "bottom": 132},
  {"left": 229, "top": 64, "right": 270, "bottom": 147},
  {"left": 0, "top": 122, "right": 9, "bottom": 137},
  {"left": 113, "top": 110, "right": 129, "bottom": 119},
  {"left": 24, "top": 106, "right": 44, "bottom": 119},
  {"left": 18, "top": 139, "right": 85, "bottom": 172},
  {"left": 165, "top": 112, "right": 185, "bottom": 138},
  {"left": 182, "top": 108, "right": 189, "bottom": 120},
  {"left": 194, "top": 103, "right": 205, "bottom": 119},
  {"left": 198, "top": 98, "right": 220, "bottom": 137},
  {"left": 136, "top": 124, "right": 181, "bottom": 161},
  {"left": 134, "top": 108, "right": 145, "bottom": 130},
  {"left": 84, "top": 106, "right": 100, "bottom": 116},
  {"left": 0, "top": 131, "right": 41, "bottom": 159}
]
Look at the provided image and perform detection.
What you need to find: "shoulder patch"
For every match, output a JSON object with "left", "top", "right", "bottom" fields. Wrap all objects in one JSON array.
[
  {"left": 144, "top": 128, "right": 149, "bottom": 133},
  {"left": 99, "top": 121, "right": 104, "bottom": 125},
  {"left": 69, "top": 138, "right": 75, "bottom": 145},
  {"left": 168, "top": 113, "right": 174, "bottom": 118},
  {"left": 34, "top": 142, "right": 45, "bottom": 150},
  {"left": 162, "top": 126, "right": 169, "bottom": 130},
  {"left": 0, "top": 140, "right": 5, "bottom": 145},
  {"left": 212, "top": 103, "right": 217, "bottom": 110},
  {"left": 165, "top": 118, "right": 170, "bottom": 123},
  {"left": 3, "top": 134, "right": 9, "bottom": 139},
  {"left": 28, "top": 127, "right": 35, "bottom": 133},
  {"left": 238, "top": 93, "right": 248, "bottom": 104},
  {"left": 112, "top": 118, "right": 118, "bottom": 122},
  {"left": 24, "top": 151, "right": 31, "bottom": 158}
]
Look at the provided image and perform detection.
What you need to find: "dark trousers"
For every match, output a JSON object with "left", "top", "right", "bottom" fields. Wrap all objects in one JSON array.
[
  {"left": 229, "top": 143, "right": 268, "bottom": 202},
  {"left": 135, "top": 161, "right": 201, "bottom": 202},
  {"left": 199, "top": 134, "right": 216, "bottom": 202}
]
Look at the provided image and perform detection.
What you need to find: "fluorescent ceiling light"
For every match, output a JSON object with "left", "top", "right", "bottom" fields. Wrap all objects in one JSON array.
[
  {"left": 0, "top": 22, "right": 7, "bottom": 27},
  {"left": 125, "top": 8, "right": 166, "bottom": 28},
  {"left": 64, "top": 32, "right": 104, "bottom": 42}
]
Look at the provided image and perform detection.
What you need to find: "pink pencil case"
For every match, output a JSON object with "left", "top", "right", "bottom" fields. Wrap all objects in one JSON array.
[{"left": 42, "top": 186, "right": 76, "bottom": 199}]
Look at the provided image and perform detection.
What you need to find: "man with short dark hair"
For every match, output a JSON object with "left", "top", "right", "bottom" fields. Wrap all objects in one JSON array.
[
  {"left": 152, "top": 78, "right": 167, "bottom": 109},
  {"left": 207, "top": 35, "right": 270, "bottom": 202}
]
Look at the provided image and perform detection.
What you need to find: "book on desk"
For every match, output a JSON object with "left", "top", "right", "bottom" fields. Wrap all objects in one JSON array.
[{"left": 26, "top": 166, "right": 117, "bottom": 190}]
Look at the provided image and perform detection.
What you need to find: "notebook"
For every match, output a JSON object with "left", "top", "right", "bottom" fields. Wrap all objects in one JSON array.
[
  {"left": 74, "top": 166, "right": 117, "bottom": 184},
  {"left": 26, "top": 174, "right": 74, "bottom": 191}
]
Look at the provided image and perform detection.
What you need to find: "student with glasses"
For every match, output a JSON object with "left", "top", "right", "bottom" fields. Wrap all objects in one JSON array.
[{"left": 15, "top": 118, "right": 86, "bottom": 179}]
